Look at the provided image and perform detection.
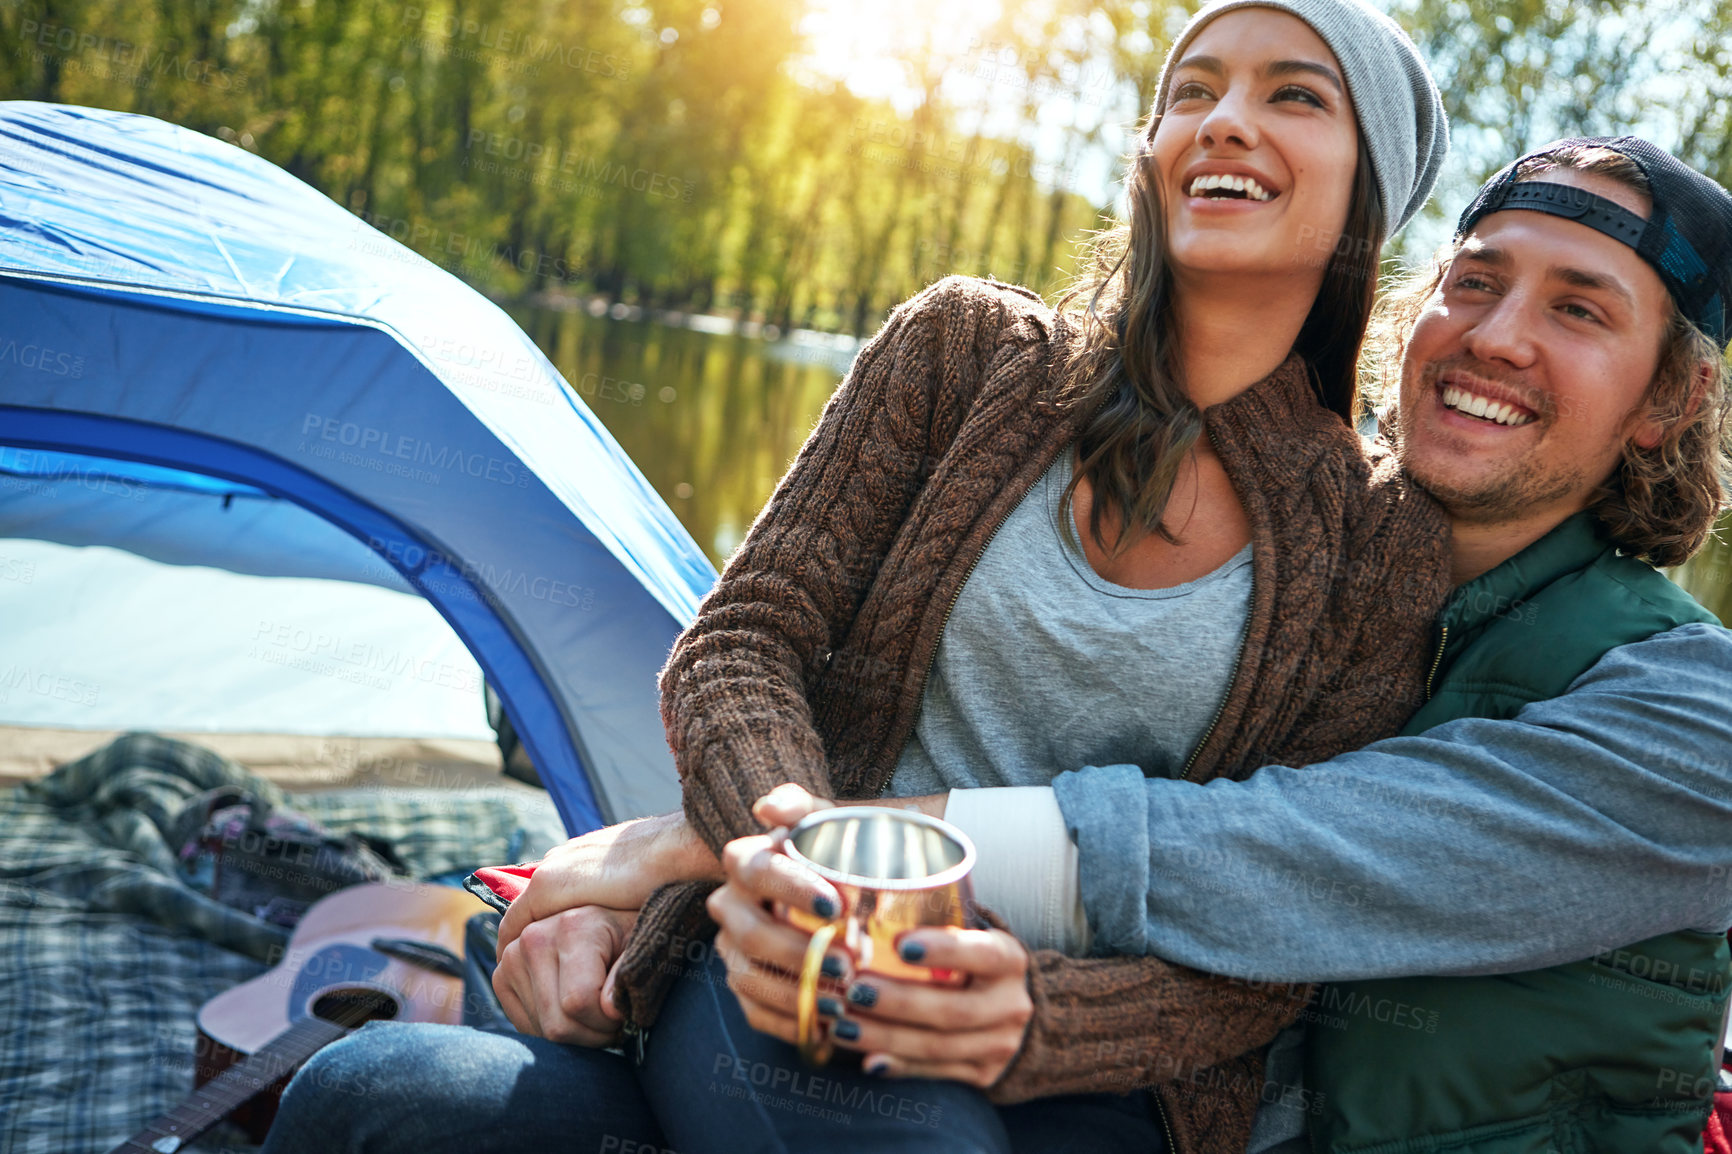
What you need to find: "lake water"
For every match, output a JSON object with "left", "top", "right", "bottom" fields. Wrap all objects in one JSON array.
[
  {"left": 509, "top": 303, "right": 857, "bottom": 567},
  {"left": 509, "top": 302, "right": 1732, "bottom": 623}
]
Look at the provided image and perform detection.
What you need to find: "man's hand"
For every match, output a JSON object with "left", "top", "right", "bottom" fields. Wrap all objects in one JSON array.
[
  {"left": 497, "top": 811, "right": 719, "bottom": 957},
  {"left": 493, "top": 904, "right": 638, "bottom": 1045}
]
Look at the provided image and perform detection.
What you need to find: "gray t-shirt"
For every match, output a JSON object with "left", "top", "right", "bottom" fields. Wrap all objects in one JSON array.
[
  {"left": 883, "top": 447, "right": 1280, "bottom": 1142},
  {"left": 888, "top": 448, "right": 1252, "bottom": 796}
]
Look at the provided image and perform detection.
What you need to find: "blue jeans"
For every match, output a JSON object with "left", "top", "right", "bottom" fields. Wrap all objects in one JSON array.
[{"left": 260, "top": 952, "right": 1165, "bottom": 1153}]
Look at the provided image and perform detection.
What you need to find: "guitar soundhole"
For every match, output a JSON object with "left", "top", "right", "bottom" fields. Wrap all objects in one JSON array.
[{"left": 310, "top": 987, "right": 401, "bottom": 1028}]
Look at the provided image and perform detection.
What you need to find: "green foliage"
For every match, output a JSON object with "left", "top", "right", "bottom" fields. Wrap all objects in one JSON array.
[
  {"left": 0, "top": 0, "right": 1115, "bottom": 330},
  {"left": 7, "top": 0, "right": 1732, "bottom": 606},
  {"left": 9, "top": 0, "right": 1732, "bottom": 319}
]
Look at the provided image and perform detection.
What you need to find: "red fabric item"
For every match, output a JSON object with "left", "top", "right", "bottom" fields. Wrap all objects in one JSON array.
[
  {"left": 472, "top": 863, "right": 537, "bottom": 905},
  {"left": 1713, "top": 930, "right": 1732, "bottom": 1154},
  {"left": 1706, "top": 1092, "right": 1732, "bottom": 1154}
]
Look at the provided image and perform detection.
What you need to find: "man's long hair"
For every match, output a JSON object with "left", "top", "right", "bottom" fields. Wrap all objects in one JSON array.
[
  {"left": 1054, "top": 120, "right": 1383, "bottom": 556},
  {"left": 1368, "top": 144, "right": 1732, "bottom": 567}
]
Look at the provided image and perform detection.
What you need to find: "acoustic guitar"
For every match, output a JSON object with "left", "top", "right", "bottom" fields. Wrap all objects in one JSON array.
[{"left": 108, "top": 881, "right": 484, "bottom": 1154}]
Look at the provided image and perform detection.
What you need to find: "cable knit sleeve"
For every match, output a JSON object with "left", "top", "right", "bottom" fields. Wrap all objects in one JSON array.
[
  {"left": 1268, "top": 449, "right": 1451, "bottom": 768},
  {"left": 659, "top": 276, "right": 1023, "bottom": 852},
  {"left": 612, "top": 278, "right": 1033, "bottom": 1028},
  {"left": 990, "top": 949, "right": 1309, "bottom": 1104}
]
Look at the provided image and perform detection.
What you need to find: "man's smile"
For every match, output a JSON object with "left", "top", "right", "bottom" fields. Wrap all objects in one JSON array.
[
  {"left": 1438, "top": 384, "right": 1536, "bottom": 427},
  {"left": 1427, "top": 370, "right": 1542, "bottom": 430}
]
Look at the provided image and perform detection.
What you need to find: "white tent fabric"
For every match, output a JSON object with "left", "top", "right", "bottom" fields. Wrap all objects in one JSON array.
[{"left": 0, "top": 538, "right": 491, "bottom": 740}]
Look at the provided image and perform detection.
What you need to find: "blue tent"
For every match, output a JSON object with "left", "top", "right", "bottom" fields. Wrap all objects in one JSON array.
[{"left": 0, "top": 101, "right": 718, "bottom": 834}]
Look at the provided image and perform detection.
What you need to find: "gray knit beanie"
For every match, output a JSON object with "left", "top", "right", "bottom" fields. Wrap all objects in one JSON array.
[{"left": 1151, "top": 0, "right": 1449, "bottom": 236}]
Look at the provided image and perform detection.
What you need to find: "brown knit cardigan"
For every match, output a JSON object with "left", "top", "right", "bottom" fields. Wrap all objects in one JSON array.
[{"left": 613, "top": 275, "right": 1451, "bottom": 1153}]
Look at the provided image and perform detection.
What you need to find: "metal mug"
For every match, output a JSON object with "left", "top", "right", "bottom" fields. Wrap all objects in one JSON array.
[{"left": 777, "top": 806, "right": 977, "bottom": 1065}]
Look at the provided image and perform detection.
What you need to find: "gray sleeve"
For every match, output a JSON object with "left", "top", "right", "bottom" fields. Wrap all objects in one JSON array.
[{"left": 1052, "top": 622, "right": 1732, "bottom": 983}]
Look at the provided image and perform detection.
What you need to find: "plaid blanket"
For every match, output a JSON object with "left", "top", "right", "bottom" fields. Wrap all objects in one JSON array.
[{"left": 0, "top": 732, "right": 564, "bottom": 1154}]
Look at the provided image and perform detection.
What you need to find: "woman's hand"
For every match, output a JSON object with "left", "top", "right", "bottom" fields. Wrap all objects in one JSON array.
[
  {"left": 497, "top": 811, "right": 720, "bottom": 957},
  {"left": 707, "top": 785, "right": 850, "bottom": 1042},
  {"left": 493, "top": 904, "right": 639, "bottom": 1045},
  {"left": 710, "top": 863, "right": 1033, "bottom": 1087},
  {"left": 750, "top": 781, "right": 838, "bottom": 827},
  {"left": 832, "top": 928, "right": 1033, "bottom": 1087},
  {"left": 706, "top": 790, "right": 1034, "bottom": 1090}
]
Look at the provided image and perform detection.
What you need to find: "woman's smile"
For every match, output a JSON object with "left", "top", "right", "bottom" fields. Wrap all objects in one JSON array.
[
  {"left": 1150, "top": 7, "right": 1358, "bottom": 281},
  {"left": 1180, "top": 162, "right": 1282, "bottom": 208}
]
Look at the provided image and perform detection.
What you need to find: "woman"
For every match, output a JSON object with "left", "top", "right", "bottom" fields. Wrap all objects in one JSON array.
[{"left": 260, "top": 1, "right": 1451, "bottom": 1152}]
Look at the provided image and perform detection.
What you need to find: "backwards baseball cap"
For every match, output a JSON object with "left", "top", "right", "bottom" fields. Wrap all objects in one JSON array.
[{"left": 1456, "top": 136, "right": 1732, "bottom": 349}]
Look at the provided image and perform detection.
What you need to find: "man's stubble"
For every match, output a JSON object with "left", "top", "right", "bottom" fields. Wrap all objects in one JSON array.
[{"left": 1393, "top": 358, "right": 1591, "bottom": 526}]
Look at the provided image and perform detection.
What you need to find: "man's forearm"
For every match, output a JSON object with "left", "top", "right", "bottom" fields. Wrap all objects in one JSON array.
[
  {"left": 515, "top": 811, "right": 723, "bottom": 924},
  {"left": 623, "top": 794, "right": 943, "bottom": 890},
  {"left": 647, "top": 810, "right": 726, "bottom": 886},
  {"left": 1053, "top": 623, "right": 1732, "bottom": 982}
]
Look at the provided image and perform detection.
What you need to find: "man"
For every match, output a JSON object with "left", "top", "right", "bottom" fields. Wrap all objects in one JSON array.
[
  {"left": 1047, "top": 135, "right": 1732, "bottom": 1151},
  {"left": 270, "top": 137, "right": 1732, "bottom": 1151}
]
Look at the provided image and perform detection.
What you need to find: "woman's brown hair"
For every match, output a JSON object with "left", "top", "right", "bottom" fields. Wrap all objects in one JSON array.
[
  {"left": 1056, "top": 121, "right": 1384, "bottom": 555},
  {"left": 1369, "top": 143, "right": 1732, "bottom": 567}
]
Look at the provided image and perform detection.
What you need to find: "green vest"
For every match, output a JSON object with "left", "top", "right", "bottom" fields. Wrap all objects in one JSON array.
[{"left": 1308, "top": 513, "right": 1730, "bottom": 1154}]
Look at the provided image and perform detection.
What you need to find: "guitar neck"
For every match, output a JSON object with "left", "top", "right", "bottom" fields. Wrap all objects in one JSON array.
[{"left": 108, "top": 1016, "right": 349, "bottom": 1154}]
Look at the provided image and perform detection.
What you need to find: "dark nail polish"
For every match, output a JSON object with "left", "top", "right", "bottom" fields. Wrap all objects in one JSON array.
[
  {"left": 812, "top": 894, "right": 837, "bottom": 919},
  {"left": 832, "top": 1019, "right": 861, "bottom": 1042},
  {"left": 847, "top": 983, "right": 879, "bottom": 1008},
  {"left": 899, "top": 939, "right": 926, "bottom": 963},
  {"left": 820, "top": 954, "right": 846, "bottom": 980},
  {"left": 864, "top": 1059, "right": 889, "bottom": 1077},
  {"left": 816, "top": 996, "right": 843, "bottom": 1019}
]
